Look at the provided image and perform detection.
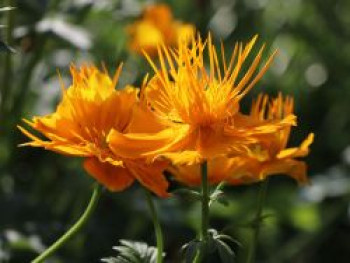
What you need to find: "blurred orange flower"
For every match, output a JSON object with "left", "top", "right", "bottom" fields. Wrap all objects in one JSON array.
[
  {"left": 108, "top": 35, "right": 295, "bottom": 166},
  {"left": 168, "top": 94, "right": 314, "bottom": 186},
  {"left": 127, "top": 4, "right": 194, "bottom": 56},
  {"left": 18, "top": 65, "right": 169, "bottom": 197}
]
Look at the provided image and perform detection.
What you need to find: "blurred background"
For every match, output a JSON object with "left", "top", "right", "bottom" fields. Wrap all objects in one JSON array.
[{"left": 1, "top": 0, "right": 350, "bottom": 262}]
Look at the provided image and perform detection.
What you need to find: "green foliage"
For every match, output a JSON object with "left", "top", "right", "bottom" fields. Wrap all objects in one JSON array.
[
  {"left": 173, "top": 189, "right": 202, "bottom": 202},
  {"left": 182, "top": 229, "right": 240, "bottom": 263},
  {"left": 209, "top": 182, "right": 229, "bottom": 207},
  {"left": 101, "top": 240, "right": 159, "bottom": 263}
]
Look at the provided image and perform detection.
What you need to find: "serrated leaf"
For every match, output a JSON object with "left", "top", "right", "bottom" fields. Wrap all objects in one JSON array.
[
  {"left": 209, "top": 184, "right": 229, "bottom": 207},
  {"left": 208, "top": 228, "right": 219, "bottom": 236},
  {"left": 207, "top": 235, "right": 217, "bottom": 254},
  {"left": 172, "top": 189, "right": 202, "bottom": 202},
  {"left": 101, "top": 257, "right": 119, "bottom": 263},
  {"left": 0, "top": 40, "right": 15, "bottom": 53},
  {"left": 216, "top": 235, "right": 241, "bottom": 247},
  {"left": 211, "top": 189, "right": 224, "bottom": 198},
  {"left": 102, "top": 240, "right": 160, "bottom": 263},
  {"left": 183, "top": 240, "right": 200, "bottom": 263},
  {"left": 216, "top": 239, "right": 235, "bottom": 263}
]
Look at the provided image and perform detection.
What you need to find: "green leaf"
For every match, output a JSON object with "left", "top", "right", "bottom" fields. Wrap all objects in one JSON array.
[
  {"left": 101, "top": 257, "right": 120, "bottom": 263},
  {"left": 215, "top": 239, "right": 235, "bottom": 263},
  {"left": 181, "top": 239, "right": 200, "bottom": 263},
  {"left": 216, "top": 235, "right": 241, "bottom": 247},
  {"left": 207, "top": 235, "right": 218, "bottom": 254},
  {"left": 172, "top": 189, "right": 202, "bottom": 202},
  {"left": 209, "top": 183, "right": 229, "bottom": 207},
  {"left": 101, "top": 240, "right": 160, "bottom": 263}
]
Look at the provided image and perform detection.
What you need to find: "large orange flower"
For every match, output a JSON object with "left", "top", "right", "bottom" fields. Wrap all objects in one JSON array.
[
  {"left": 108, "top": 35, "right": 296, "bottom": 165},
  {"left": 127, "top": 4, "right": 194, "bottom": 56},
  {"left": 18, "top": 65, "right": 169, "bottom": 197},
  {"left": 169, "top": 94, "right": 314, "bottom": 186}
]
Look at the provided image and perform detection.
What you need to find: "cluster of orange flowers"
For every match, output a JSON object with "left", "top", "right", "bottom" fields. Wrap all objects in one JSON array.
[{"left": 19, "top": 30, "right": 313, "bottom": 197}]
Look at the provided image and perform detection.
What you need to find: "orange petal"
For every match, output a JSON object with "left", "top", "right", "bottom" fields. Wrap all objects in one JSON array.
[
  {"left": 127, "top": 161, "right": 170, "bottom": 198},
  {"left": 107, "top": 125, "right": 191, "bottom": 159},
  {"left": 277, "top": 133, "right": 314, "bottom": 159},
  {"left": 161, "top": 151, "right": 202, "bottom": 165},
  {"left": 224, "top": 157, "right": 262, "bottom": 185},
  {"left": 126, "top": 103, "right": 166, "bottom": 133},
  {"left": 18, "top": 126, "right": 91, "bottom": 156},
  {"left": 261, "top": 159, "right": 309, "bottom": 185},
  {"left": 197, "top": 126, "right": 252, "bottom": 160},
  {"left": 83, "top": 157, "right": 134, "bottom": 191},
  {"left": 167, "top": 164, "right": 201, "bottom": 186},
  {"left": 168, "top": 156, "right": 256, "bottom": 187}
]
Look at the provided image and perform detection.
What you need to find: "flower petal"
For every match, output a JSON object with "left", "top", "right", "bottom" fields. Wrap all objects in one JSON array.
[
  {"left": 277, "top": 133, "right": 314, "bottom": 159},
  {"left": 162, "top": 151, "right": 202, "bottom": 166},
  {"left": 167, "top": 164, "right": 200, "bottom": 186},
  {"left": 107, "top": 125, "right": 191, "bottom": 159},
  {"left": 127, "top": 161, "right": 170, "bottom": 197},
  {"left": 83, "top": 157, "right": 134, "bottom": 191},
  {"left": 261, "top": 159, "right": 309, "bottom": 184}
]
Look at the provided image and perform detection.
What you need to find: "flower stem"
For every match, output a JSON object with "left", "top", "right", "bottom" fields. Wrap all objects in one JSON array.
[
  {"left": 200, "top": 161, "right": 209, "bottom": 242},
  {"left": 247, "top": 179, "right": 269, "bottom": 263},
  {"left": 194, "top": 161, "right": 209, "bottom": 263},
  {"left": 31, "top": 183, "right": 102, "bottom": 263},
  {"left": 145, "top": 190, "right": 164, "bottom": 263}
]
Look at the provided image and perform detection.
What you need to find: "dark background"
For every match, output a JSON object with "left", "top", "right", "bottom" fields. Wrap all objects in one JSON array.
[{"left": 1, "top": 0, "right": 350, "bottom": 262}]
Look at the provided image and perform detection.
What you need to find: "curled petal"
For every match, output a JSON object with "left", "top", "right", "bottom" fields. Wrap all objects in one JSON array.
[
  {"left": 84, "top": 157, "right": 134, "bottom": 191},
  {"left": 277, "top": 133, "right": 314, "bottom": 159},
  {"left": 107, "top": 125, "right": 191, "bottom": 159},
  {"left": 260, "top": 159, "right": 309, "bottom": 185},
  {"left": 128, "top": 161, "right": 170, "bottom": 198}
]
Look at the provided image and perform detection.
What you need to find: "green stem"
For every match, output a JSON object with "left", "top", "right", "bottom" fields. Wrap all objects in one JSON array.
[
  {"left": 31, "top": 183, "right": 102, "bottom": 263},
  {"left": 200, "top": 161, "right": 209, "bottom": 242},
  {"left": 194, "top": 161, "right": 209, "bottom": 263},
  {"left": 145, "top": 190, "right": 164, "bottom": 263},
  {"left": 247, "top": 179, "right": 269, "bottom": 263},
  {"left": 1, "top": 0, "right": 15, "bottom": 119}
]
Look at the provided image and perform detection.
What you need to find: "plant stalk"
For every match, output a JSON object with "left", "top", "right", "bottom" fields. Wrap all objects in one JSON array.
[
  {"left": 194, "top": 161, "right": 209, "bottom": 263},
  {"left": 247, "top": 179, "right": 269, "bottom": 263},
  {"left": 31, "top": 183, "right": 102, "bottom": 263},
  {"left": 145, "top": 190, "right": 164, "bottom": 263},
  {"left": 200, "top": 161, "right": 209, "bottom": 242}
]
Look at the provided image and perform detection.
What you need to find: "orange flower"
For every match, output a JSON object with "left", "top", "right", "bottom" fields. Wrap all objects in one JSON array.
[
  {"left": 127, "top": 4, "right": 194, "bottom": 56},
  {"left": 107, "top": 35, "right": 296, "bottom": 165},
  {"left": 18, "top": 65, "right": 169, "bottom": 197},
  {"left": 169, "top": 94, "right": 314, "bottom": 186}
]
